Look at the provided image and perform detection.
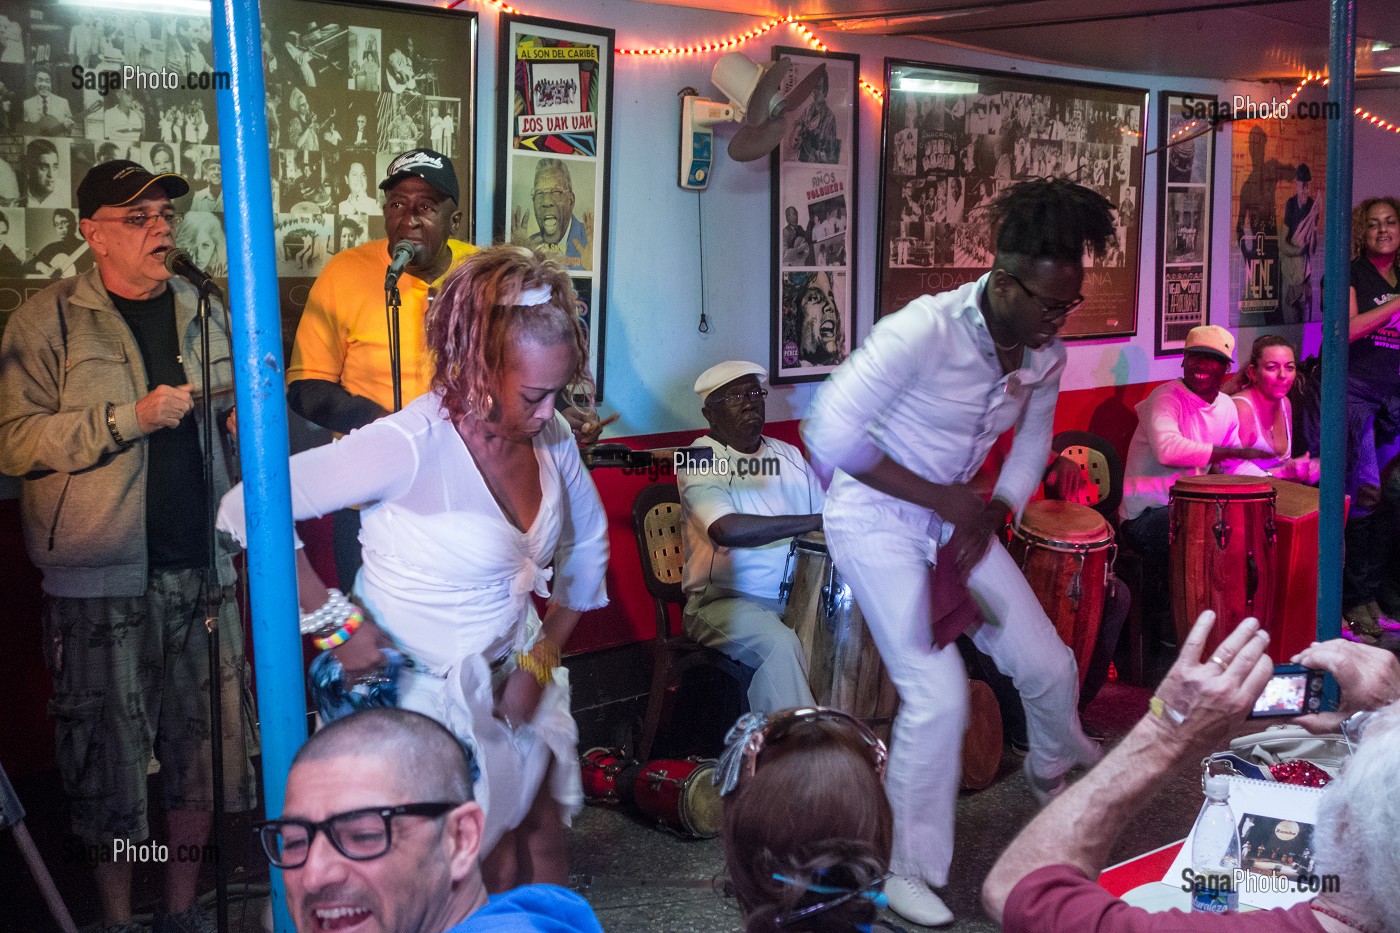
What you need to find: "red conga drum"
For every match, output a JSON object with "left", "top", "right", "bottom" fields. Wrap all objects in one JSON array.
[
  {"left": 632, "top": 758, "right": 724, "bottom": 838},
  {"left": 1169, "top": 475, "right": 1277, "bottom": 653},
  {"left": 1009, "top": 500, "right": 1115, "bottom": 683},
  {"left": 579, "top": 747, "right": 634, "bottom": 803}
]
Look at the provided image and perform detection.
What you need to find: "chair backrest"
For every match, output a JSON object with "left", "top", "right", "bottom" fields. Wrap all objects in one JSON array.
[
  {"left": 1051, "top": 429, "right": 1123, "bottom": 521},
  {"left": 631, "top": 484, "right": 686, "bottom": 635}
]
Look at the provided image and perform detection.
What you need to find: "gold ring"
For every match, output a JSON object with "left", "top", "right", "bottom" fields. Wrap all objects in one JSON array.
[{"left": 1209, "top": 655, "right": 1229, "bottom": 670}]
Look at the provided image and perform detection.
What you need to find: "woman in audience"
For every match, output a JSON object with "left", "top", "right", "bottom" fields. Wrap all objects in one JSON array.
[
  {"left": 717, "top": 708, "right": 895, "bottom": 932},
  {"left": 218, "top": 244, "right": 609, "bottom": 889},
  {"left": 1230, "top": 334, "right": 1318, "bottom": 484}
]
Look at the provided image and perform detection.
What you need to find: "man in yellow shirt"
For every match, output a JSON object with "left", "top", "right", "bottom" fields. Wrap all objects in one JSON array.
[{"left": 287, "top": 148, "right": 471, "bottom": 586}]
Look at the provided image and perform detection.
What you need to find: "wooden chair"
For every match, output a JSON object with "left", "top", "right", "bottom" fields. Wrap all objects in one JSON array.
[{"left": 631, "top": 483, "right": 752, "bottom": 761}]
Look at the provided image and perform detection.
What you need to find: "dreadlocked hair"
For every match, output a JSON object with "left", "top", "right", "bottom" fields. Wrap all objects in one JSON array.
[
  {"left": 987, "top": 177, "right": 1117, "bottom": 262},
  {"left": 425, "top": 243, "right": 594, "bottom": 423}
]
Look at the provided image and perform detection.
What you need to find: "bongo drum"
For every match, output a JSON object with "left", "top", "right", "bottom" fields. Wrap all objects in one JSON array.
[
  {"left": 632, "top": 758, "right": 723, "bottom": 838},
  {"left": 579, "top": 747, "right": 634, "bottom": 803},
  {"left": 1169, "top": 475, "right": 1277, "bottom": 652},
  {"left": 1009, "top": 500, "right": 1115, "bottom": 683},
  {"left": 780, "top": 532, "right": 899, "bottom": 734}
]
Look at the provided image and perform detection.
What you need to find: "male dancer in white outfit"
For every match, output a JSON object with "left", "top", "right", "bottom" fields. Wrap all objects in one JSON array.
[
  {"left": 679, "top": 361, "right": 822, "bottom": 713},
  {"left": 803, "top": 179, "right": 1115, "bottom": 927}
]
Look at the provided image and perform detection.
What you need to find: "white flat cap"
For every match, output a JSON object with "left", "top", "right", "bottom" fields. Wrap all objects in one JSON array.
[{"left": 694, "top": 360, "right": 768, "bottom": 398}]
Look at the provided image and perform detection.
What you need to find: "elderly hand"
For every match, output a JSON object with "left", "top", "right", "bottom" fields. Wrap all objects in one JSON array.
[
  {"left": 1044, "top": 454, "right": 1088, "bottom": 502},
  {"left": 1291, "top": 639, "right": 1400, "bottom": 733},
  {"left": 1150, "top": 610, "right": 1274, "bottom": 752},
  {"left": 136, "top": 383, "right": 194, "bottom": 434},
  {"left": 563, "top": 407, "right": 618, "bottom": 448}
]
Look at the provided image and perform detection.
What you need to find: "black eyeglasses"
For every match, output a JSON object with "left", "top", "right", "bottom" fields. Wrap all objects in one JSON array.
[
  {"left": 716, "top": 387, "right": 768, "bottom": 406},
  {"left": 998, "top": 268, "right": 1084, "bottom": 321},
  {"left": 254, "top": 802, "right": 461, "bottom": 868},
  {"left": 94, "top": 210, "right": 182, "bottom": 230}
]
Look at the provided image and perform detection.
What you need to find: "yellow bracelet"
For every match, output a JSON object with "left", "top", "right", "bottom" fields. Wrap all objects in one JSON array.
[{"left": 514, "top": 637, "right": 562, "bottom": 688}]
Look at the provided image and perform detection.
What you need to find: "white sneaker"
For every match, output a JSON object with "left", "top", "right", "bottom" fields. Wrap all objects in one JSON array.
[{"left": 884, "top": 875, "right": 954, "bottom": 927}]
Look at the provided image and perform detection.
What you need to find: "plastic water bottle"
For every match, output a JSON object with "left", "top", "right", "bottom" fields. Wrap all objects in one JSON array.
[{"left": 1190, "top": 775, "right": 1240, "bottom": 913}]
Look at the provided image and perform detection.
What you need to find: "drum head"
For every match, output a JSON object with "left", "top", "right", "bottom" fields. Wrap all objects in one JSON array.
[
  {"left": 1172, "top": 474, "right": 1274, "bottom": 498},
  {"left": 1017, "top": 500, "right": 1111, "bottom": 546},
  {"left": 793, "top": 530, "right": 828, "bottom": 554},
  {"left": 679, "top": 762, "right": 723, "bottom": 838}
]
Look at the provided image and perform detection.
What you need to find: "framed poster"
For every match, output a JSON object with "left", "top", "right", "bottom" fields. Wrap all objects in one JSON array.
[
  {"left": 1155, "top": 92, "right": 1216, "bottom": 355},
  {"left": 1229, "top": 115, "right": 1326, "bottom": 328},
  {"left": 0, "top": 0, "right": 477, "bottom": 353},
  {"left": 495, "top": 14, "right": 614, "bottom": 398},
  {"left": 876, "top": 60, "right": 1147, "bottom": 340},
  {"left": 770, "top": 46, "right": 858, "bottom": 385}
]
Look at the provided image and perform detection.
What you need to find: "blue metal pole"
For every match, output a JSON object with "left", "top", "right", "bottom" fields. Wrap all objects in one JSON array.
[
  {"left": 209, "top": 2, "right": 305, "bottom": 931},
  {"left": 1317, "top": 0, "right": 1355, "bottom": 642}
]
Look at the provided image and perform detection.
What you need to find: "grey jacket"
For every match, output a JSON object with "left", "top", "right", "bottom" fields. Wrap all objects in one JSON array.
[{"left": 0, "top": 267, "right": 237, "bottom": 597}]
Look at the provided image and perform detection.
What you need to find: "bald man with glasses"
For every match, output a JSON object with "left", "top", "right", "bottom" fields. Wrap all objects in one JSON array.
[{"left": 259, "top": 708, "right": 603, "bottom": 933}]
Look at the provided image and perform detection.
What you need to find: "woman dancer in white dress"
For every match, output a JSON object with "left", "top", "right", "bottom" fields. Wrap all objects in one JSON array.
[
  {"left": 1230, "top": 335, "right": 1319, "bottom": 484},
  {"left": 218, "top": 245, "right": 608, "bottom": 889}
]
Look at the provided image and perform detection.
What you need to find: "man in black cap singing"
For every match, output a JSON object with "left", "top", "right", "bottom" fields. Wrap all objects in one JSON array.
[
  {"left": 0, "top": 160, "right": 258, "bottom": 933},
  {"left": 286, "top": 147, "right": 473, "bottom": 587}
]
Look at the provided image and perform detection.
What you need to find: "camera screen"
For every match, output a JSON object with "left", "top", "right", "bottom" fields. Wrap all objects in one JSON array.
[{"left": 1253, "top": 672, "right": 1308, "bottom": 715}]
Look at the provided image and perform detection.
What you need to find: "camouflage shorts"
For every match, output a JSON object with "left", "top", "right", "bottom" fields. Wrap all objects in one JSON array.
[{"left": 42, "top": 569, "right": 260, "bottom": 843}]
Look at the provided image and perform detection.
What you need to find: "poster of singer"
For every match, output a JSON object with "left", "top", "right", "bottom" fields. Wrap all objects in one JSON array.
[
  {"left": 1155, "top": 92, "right": 1216, "bottom": 355},
  {"left": 770, "top": 46, "right": 857, "bottom": 385},
  {"left": 876, "top": 60, "right": 1146, "bottom": 340},
  {"left": 1230, "top": 115, "right": 1326, "bottom": 328},
  {"left": 496, "top": 13, "right": 613, "bottom": 396},
  {"left": 0, "top": 0, "right": 476, "bottom": 354}
]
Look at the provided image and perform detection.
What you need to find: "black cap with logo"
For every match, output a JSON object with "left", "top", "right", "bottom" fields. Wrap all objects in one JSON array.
[
  {"left": 379, "top": 148, "right": 459, "bottom": 204},
  {"left": 77, "top": 160, "right": 189, "bottom": 220}
]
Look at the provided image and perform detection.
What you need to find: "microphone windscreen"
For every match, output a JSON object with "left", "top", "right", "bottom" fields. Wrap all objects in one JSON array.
[{"left": 163, "top": 247, "right": 191, "bottom": 275}]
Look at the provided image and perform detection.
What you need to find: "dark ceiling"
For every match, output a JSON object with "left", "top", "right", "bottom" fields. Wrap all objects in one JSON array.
[{"left": 648, "top": 0, "right": 1400, "bottom": 88}]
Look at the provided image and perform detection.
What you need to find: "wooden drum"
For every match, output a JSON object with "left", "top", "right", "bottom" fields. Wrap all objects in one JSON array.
[
  {"left": 1169, "top": 475, "right": 1276, "bottom": 653},
  {"left": 780, "top": 532, "right": 900, "bottom": 736},
  {"left": 1009, "top": 500, "right": 1115, "bottom": 684}
]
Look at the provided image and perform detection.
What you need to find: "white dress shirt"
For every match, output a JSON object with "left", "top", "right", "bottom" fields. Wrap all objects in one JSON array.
[
  {"left": 803, "top": 274, "right": 1062, "bottom": 530},
  {"left": 1119, "top": 379, "right": 1265, "bottom": 522}
]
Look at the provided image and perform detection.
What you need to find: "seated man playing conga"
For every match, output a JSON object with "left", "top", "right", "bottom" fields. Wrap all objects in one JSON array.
[
  {"left": 1119, "top": 325, "right": 1274, "bottom": 569},
  {"left": 679, "top": 361, "right": 825, "bottom": 713}
]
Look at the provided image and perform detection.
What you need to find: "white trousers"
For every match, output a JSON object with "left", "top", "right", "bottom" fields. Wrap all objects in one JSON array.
[
  {"left": 825, "top": 493, "right": 1095, "bottom": 887},
  {"left": 684, "top": 589, "right": 816, "bottom": 714}
]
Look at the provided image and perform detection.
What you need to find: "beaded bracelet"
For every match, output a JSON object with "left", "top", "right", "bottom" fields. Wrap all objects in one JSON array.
[
  {"left": 514, "top": 636, "right": 562, "bottom": 688},
  {"left": 313, "top": 607, "right": 364, "bottom": 651},
  {"left": 300, "top": 588, "right": 355, "bottom": 637}
]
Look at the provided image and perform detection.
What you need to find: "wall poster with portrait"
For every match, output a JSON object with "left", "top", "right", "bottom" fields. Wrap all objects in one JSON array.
[
  {"left": 1155, "top": 92, "right": 1216, "bottom": 355},
  {"left": 769, "top": 46, "right": 857, "bottom": 386},
  {"left": 495, "top": 14, "right": 613, "bottom": 398},
  {"left": 0, "top": 0, "right": 476, "bottom": 352},
  {"left": 876, "top": 60, "right": 1146, "bottom": 340},
  {"left": 1229, "top": 115, "right": 1326, "bottom": 329}
]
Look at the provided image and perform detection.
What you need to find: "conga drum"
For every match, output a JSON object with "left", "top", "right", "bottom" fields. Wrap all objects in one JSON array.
[
  {"left": 780, "top": 532, "right": 899, "bottom": 736},
  {"left": 631, "top": 757, "right": 723, "bottom": 838},
  {"left": 579, "top": 747, "right": 634, "bottom": 803},
  {"left": 1008, "top": 500, "right": 1115, "bottom": 683},
  {"left": 1169, "top": 475, "right": 1277, "bottom": 653}
]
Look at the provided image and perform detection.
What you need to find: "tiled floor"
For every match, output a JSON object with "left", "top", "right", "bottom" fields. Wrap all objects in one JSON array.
[{"left": 0, "top": 679, "right": 1290, "bottom": 932}]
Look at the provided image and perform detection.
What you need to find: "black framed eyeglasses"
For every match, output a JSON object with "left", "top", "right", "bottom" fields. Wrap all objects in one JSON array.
[
  {"left": 717, "top": 387, "right": 768, "bottom": 406},
  {"left": 998, "top": 268, "right": 1084, "bottom": 321},
  {"left": 254, "top": 802, "right": 461, "bottom": 868}
]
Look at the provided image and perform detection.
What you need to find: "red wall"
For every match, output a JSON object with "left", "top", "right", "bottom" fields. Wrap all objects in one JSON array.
[{"left": 0, "top": 380, "right": 1164, "bottom": 776}]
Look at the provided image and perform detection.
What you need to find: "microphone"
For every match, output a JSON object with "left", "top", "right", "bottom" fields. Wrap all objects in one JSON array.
[
  {"left": 163, "top": 248, "right": 220, "bottom": 295},
  {"left": 385, "top": 239, "right": 416, "bottom": 288}
]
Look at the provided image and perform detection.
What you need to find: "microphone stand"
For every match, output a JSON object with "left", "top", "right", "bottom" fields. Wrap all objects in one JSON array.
[
  {"left": 385, "top": 273, "right": 403, "bottom": 412},
  {"left": 195, "top": 279, "right": 229, "bottom": 933}
]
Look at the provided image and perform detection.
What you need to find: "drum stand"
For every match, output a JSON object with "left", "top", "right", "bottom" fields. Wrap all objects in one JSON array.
[{"left": 0, "top": 760, "right": 79, "bottom": 933}]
